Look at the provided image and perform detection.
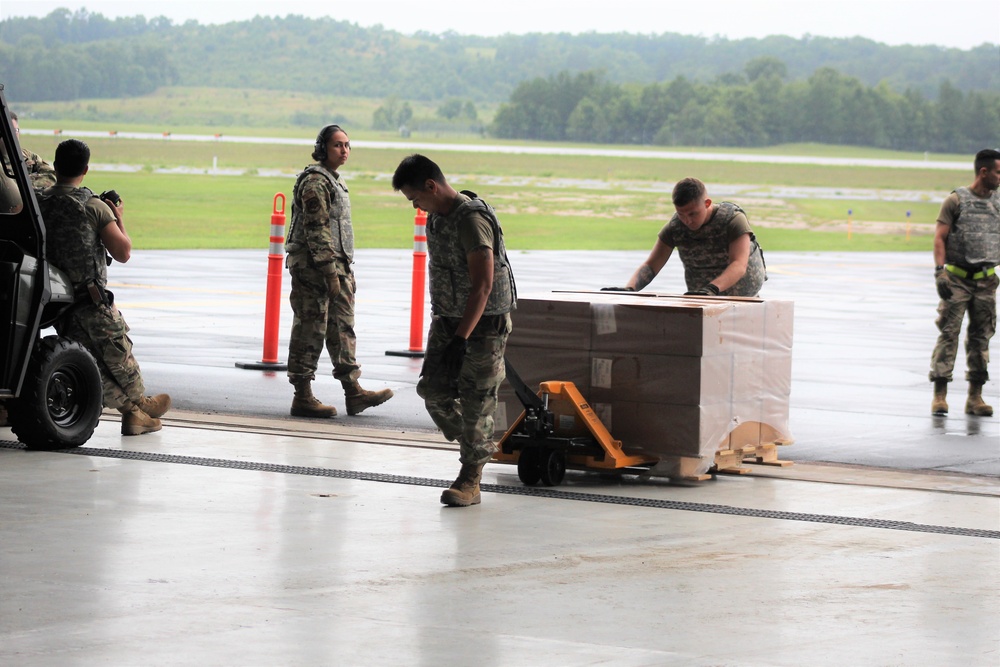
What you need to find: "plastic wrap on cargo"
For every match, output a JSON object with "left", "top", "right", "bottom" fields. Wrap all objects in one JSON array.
[{"left": 496, "top": 291, "right": 794, "bottom": 477}]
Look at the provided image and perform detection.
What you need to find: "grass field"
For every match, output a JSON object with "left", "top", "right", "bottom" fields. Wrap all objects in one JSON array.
[
  {"left": 76, "top": 168, "right": 938, "bottom": 252},
  {"left": 13, "top": 87, "right": 964, "bottom": 252}
]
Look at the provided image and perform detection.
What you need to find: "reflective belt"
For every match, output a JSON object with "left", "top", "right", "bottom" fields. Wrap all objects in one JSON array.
[{"left": 945, "top": 264, "right": 997, "bottom": 280}]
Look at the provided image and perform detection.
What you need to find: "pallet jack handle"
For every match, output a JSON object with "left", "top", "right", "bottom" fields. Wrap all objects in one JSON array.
[
  {"left": 504, "top": 357, "right": 553, "bottom": 438},
  {"left": 504, "top": 357, "right": 544, "bottom": 412}
]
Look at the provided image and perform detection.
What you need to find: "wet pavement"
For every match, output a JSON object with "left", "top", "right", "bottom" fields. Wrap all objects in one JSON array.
[{"left": 94, "top": 248, "right": 998, "bottom": 477}]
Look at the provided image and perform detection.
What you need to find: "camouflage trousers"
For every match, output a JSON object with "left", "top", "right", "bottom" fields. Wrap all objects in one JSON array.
[
  {"left": 929, "top": 271, "right": 997, "bottom": 384},
  {"left": 287, "top": 261, "right": 360, "bottom": 384},
  {"left": 417, "top": 313, "right": 511, "bottom": 465},
  {"left": 55, "top": 302, "right": 145, "bottom": 410}
]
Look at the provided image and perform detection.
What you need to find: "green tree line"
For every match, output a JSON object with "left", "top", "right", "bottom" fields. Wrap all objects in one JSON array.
[
  {"left": 1, "top": 9, "right": 996, "bottom": 104},
  {"left": 492, "top": 63, "right": 1000, "bottom": 153}
]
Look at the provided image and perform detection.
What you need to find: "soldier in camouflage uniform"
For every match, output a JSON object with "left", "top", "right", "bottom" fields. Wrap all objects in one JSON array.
[
  {"left": 603, "top": 177, "right": 766, "bottom": 297},
  {"left": 10, "top": 112, "right": 56, "bottom": 189},
  {"left": 285, "top": 125, "right": 393, "bottom": 418},
  {"left": 392, "top": 154, "right": 516, "bottom": 508},
  {"left": 929, "top": 148, "right": 1000, "bottom": 417},
  {"left": 37, "top": 139, "right": 170, "bottom": 435}
]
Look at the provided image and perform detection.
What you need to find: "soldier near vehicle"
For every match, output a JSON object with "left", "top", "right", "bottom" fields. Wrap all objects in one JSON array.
[
  {"left": 9, "top": 111, "right": 55, "bottom": 189},
  {"left": 284, "top": 124, "right": 393, "bottom": 418},
  {"left": 392, "top": 154, "right": 517, "bottom": 508},
  {"left": 37, "top": 139, "right": 171, "bottom": 435},
  {"left": 603, "top": 177, "right": 766, "bottom": 297},
  {"left": 929, "top": 148, "right": 1000, "bottom": 417}
]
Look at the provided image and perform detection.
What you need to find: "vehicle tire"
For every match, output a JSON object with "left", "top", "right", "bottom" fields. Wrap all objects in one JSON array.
[
  {"left": 538, "top": 450, "right": 567, "bottom": 487},
  {"left": 516, "top": 447, "right": 542, "bottom": 486},
  {"left": 8, "top": 336, "right": 103, "bottom": 450}
]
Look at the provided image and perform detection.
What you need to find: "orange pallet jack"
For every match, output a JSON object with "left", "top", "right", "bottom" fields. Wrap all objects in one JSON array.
[{"left": 493, "top": 360, "right": 659, "bottom": 486}]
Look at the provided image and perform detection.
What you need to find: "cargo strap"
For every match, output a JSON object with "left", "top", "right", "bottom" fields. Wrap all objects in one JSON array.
[{"left": 945, "top": 264, "right": 996, "bottom": 281}]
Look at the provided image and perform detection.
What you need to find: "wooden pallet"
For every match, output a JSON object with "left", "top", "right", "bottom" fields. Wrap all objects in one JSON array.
[{"left": 714, "top": 442, "right": 793, "bottom": 475}]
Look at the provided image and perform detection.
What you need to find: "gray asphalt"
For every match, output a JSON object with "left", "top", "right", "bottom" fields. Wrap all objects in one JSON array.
[{"left": 101, "top": 248, "right": 998, "bottom": 477}]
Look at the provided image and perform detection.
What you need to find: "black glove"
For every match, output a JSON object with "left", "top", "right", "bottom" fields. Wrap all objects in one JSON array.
[
  {"left": 685, "top": 283, "right": 720, "bottom": 296},
  {"left": 442, "top": 336, "right": 468, "bottom": 381},
  {"left": 600, "top": 286, "right": 635, "bottom": 292},
  {"left": 935, "top": 266, "right": 952, "bottom": 300}
]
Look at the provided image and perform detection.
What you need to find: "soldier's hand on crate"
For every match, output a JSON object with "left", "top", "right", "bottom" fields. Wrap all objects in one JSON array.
[{"left": 685, "top": 283, "right": 720, "bottom": 296}]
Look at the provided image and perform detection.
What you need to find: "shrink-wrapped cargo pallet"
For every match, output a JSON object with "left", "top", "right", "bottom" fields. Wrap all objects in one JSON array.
[{"left": 495, "top": 292, "right": 794, "bottom": 479}]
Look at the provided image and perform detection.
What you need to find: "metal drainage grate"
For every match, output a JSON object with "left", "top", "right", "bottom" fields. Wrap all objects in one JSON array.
[{"left": 3, "top": 441, "right": 997, "bottom": 540}]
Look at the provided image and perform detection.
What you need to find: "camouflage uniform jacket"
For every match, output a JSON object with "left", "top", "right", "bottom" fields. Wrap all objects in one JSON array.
[
  {"left": 943, "top": 187, "right": 1000, "bottom": 268},
  {"left": 22, "top": 148, "right": 56, "bottom": 189},
  {"left": 36, "top": 185, "right": 110, "bottom": 290},
  {"left": 426, "top": 192, "right": 516, "bottom": 318},
  {"left": 658, "top": 201, "right": 766, "bottom": 297},
  {"left": 285, "top": 164, "right": 353, "bottom": 272}
]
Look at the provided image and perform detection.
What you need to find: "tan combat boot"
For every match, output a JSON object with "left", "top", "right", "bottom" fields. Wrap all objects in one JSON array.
[
  {"left": 120, "top": 404, "right": 162, "bottom": 436},
  {"left": 965, "top": 382, "right": 994, "bottom": 417},
  {"left": 139, "top": 393, "right": 172, "bottom": 419},
  {"left": 343, "top": 380, "right": 394, "bottom": 416},
  {"left": 931, "top": 380, "right": 948, "bottom": 415},
  {"left": 290, "top": 381, "right": 337, "bottom": 418},
  {"left": 440, "top": 463, "right": 485, "bottom": 507}
]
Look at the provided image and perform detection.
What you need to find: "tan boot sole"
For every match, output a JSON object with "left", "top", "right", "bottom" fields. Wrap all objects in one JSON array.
[
  {"left": 122, "top": 418, "right": 162, "bottom": 436},
  {"left": 965, "top": 402, "right": 994, "bottom": 417},
  {"left": 290, "top": 407, "right": 338, "bottom": 418},
  {"left": 346, "top": 389, "right": 394, "bottom": 416},
  {"left": 440, "top": 489, "right": 482, "bottom": 507}
]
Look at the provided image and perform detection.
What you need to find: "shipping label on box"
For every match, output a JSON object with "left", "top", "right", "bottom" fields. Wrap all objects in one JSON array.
[
  {"left": 592, "top": 303, "right": 617, "bottom": 336},
  {"left": 591, "top": 357, "right": 614, "bottom": 389}
]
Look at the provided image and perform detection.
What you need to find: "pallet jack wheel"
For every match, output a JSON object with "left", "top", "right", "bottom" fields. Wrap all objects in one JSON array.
[
  {"left": 539, "top": 449, "right": 567, "bottom": 487},
  {"left": 517, "top": 447, "right": 542, "bottom": 486}
]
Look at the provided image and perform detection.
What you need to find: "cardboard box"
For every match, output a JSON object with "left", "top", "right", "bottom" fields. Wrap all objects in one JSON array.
[
  {"left": 590, "top": 400, "right": 734, "bottom": 460},
  {"left": 589, "top": 297, "right": 739, "bottom": 358},
  {"left": 505, "top": 296, "right": 593, "bottom": 351},
  {"left": 588, "top": 353, "right": 733, "bottom": 405},
  {"left": 499, "top": 292, "right": 794, "bottom": 468}
]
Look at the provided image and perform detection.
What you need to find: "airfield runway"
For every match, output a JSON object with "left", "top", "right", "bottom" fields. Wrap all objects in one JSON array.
[{"left": 2, "top": 249, "right": 997, "bottom": 665}]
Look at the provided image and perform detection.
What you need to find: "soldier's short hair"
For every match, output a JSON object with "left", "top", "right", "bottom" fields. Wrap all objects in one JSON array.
[
  {"left": 54, "top": 139, "right": 90, "bottom": 178},
  {"left": 392, "top": 154, "right": 445, "bottom": 191},
  {"left": 974, "top": 148, "right": 1000, "bottom": 174},
  {"left": 672, "top": 177, "right": 707, "bottom": 207}
]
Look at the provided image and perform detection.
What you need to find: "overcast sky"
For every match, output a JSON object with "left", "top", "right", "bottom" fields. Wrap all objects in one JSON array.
[{"left": 2, "top": 0, "right": 998, "bottom": 49}]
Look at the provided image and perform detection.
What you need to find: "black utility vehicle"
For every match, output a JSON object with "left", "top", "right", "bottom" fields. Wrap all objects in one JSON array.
[{"left": 0, "top": 83, "right": 103, "bottom": 449}]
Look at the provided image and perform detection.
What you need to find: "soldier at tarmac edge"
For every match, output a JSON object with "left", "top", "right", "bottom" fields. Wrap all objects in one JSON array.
[
  {"left": 392, "top": 154, "right": 516, "bottom": 507},
  {"left": 284, "top": 124, "right": 393, "bottom": 418},
  {"left": 603, "top": 177, "right": 766, "bottom": 297},
  {"left": 929, "top": 148, "right": 1000, "bottom": 417},
  {"left": 37, "top": 139, "right": 170, "bottom": 435},
  {"left": 10, "top": 111, "right": 56, "bottom": 189}
]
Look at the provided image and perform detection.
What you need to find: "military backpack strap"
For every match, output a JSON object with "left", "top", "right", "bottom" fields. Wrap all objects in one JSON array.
[
  {"left": 721, "top": 201, "right": 767, "bottom": 279},
  {"left": 458, "top": 190, "right": 518, "bottom": 305}
]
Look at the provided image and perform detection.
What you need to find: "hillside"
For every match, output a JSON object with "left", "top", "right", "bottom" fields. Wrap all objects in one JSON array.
[{"left": 1, "top": 9, "right": 997, "bottom": 104}]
